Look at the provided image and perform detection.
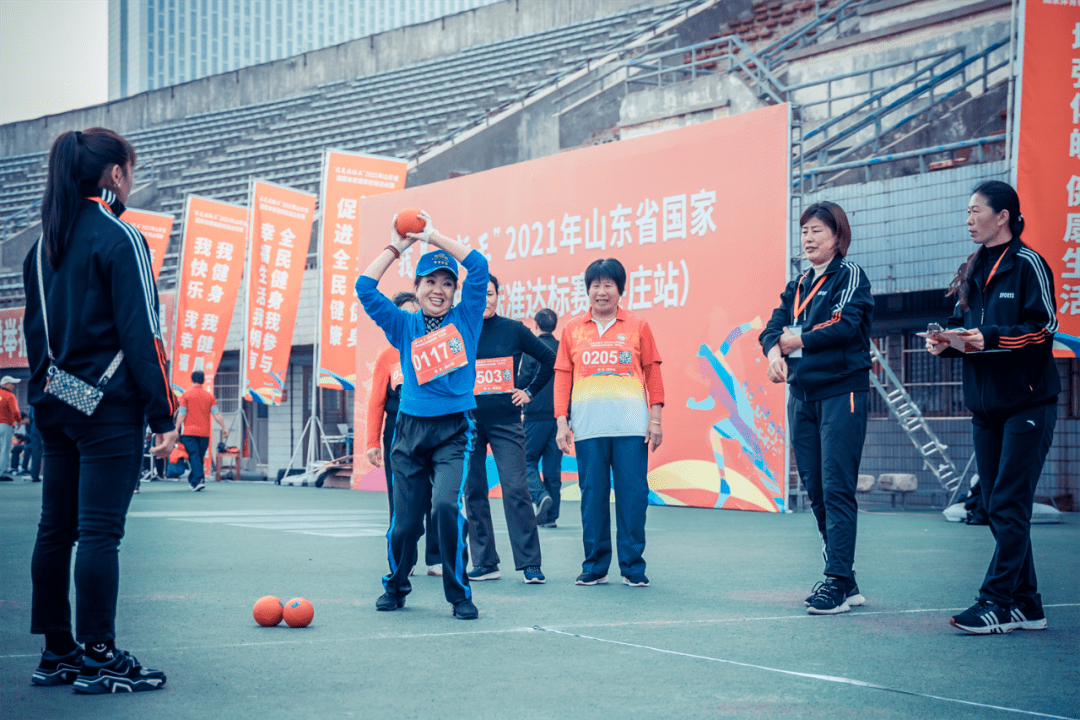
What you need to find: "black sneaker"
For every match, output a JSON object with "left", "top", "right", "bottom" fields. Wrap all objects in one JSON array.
[
  {"left": 31, "top": 647, "right": 83, "bottom": 686},
  {"left": 804, "top": 580, "right": 864, "bottom": 607},
  {"left": 467, "top": 565, "right": 500, "bottom": 581},
  {"left": 806, "top": 577, "right": 851, "bottom": 615},
  {"left": 623, "top": 573, "right": 650, "bottom": 587},
  {"left": 534, "top": 495, "right": 552, "bottom": 518},
  {"left": 452, "top": 599, "right": 479, "bottom": 620},
  {"left": 191, "top": 482, "right": 205, "bottom": 492},
  {"left": 72, "top": 649, "right": 166, "bottom": 694},
  {"left": 539, "top": 521, "right": 557, "bottom": 528},
  {"left": 950, "top": 599, "right": 1015, "bottom": 634},
  {"left": 524, "top": 566, "right": 545, "bottom": 584},
  {"left": 376, "top": 592, "right": 406, "bottom": 611},
  {"left": 575, "top": 572, "right": 608, "bottom": 586},
  {"left": 1010, "top": 600, "right": 1047, "bottom": 631}
]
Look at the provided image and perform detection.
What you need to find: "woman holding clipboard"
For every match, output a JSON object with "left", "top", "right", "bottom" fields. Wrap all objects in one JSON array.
[
  {"left": 926, "top": 181, "right": 1058, "bottom": 635},
  {"left": 356, "top": 211, "right": 488, "bottom": 620},
  {"left": 759, "top": 201, "right": 874, "bottom": 616}
]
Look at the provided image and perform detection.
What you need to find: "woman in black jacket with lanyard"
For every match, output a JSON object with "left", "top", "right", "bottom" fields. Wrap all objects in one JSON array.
[
  {"left": 926, "top": 181, "right": 1058, "bottom": 635},
  {"left": 23, "top": 128, "right": 178, "bottom": 692},
  {"left": 760, "top": 201, "right": 873, "bottom": 616},
  {"left": 464, "top": 275, "right": 556, "bottom": 584}
]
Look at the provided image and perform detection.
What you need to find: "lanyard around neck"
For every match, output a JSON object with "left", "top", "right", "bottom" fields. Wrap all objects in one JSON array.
[
  {"left": 793, "top": 273, "right": 828, "bottom": 322},
  {"left": 87, "top": 196, "right": 114, "bottom": 214},
  {"left": 983, "top": 247, "right": 1007, "bottom": 289}
]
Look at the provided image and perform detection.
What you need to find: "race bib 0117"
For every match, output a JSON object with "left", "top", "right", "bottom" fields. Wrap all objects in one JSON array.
[{"left": 411, "top": 324, "right": 468, "bottom": 385}]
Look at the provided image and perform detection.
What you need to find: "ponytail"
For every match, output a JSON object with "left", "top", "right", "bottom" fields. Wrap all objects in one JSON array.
[
  {"left": 41, "top": 128, "right": 136, "bottom": 268},
  {"left": 946, "top": 180, "right": 1023, "bottom": 312}
]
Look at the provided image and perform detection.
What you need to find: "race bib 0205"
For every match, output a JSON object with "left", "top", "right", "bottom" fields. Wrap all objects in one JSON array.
[
  {"left": 578, "top": 339, "right": 634, "bottom": 377},
  {"left": 411, "top": 324, "right": 468, "bottom": 385},
  {"left": 474, "top": 356, "right": 514, "bottom": 395}
]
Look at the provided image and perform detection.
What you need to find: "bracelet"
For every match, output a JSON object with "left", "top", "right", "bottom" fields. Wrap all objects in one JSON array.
[
  {"left": 649, "top": 420, "right": 661, "bottom": 425},
  {"left": 384, "top": 244, "right": 401, "bottom": 259}
]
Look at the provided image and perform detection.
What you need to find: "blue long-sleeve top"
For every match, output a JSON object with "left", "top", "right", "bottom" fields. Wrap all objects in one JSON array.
[{"left": 355, "top": 249, "right": 489, "bottom": 418}]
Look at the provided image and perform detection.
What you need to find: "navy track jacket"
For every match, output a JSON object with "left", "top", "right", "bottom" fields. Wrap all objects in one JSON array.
[
  {"left": 22, "top": 189, "right": 177, "bottom": 433},
  {"left": 942, "top": 237, "right": 1059, "bottom": 414},
  {"left": 759, "top": 254, "right": 875, "bottom": 402}
]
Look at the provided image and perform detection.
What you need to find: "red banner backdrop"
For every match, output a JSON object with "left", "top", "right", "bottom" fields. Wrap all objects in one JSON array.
[
  {"left": 120, "top": 208, "right": 174, "bottom": 279},
  {"left": 241, "top": 181, "right": 317, "bottom": 404},
  {"left": 317, "top": 150, "right": 408, "bottom": 390},
  {"left": 351, "top": 104, "right": 791, "bottom": 512},
  {"left": 169, "top": 196, "right": 249, "bottom": 395},
  {"left": 1016, "top": 0, "right": 1080, "bottom": 357},
  {"left": 0, "top": 307, "right": 28, "bottom": 369}
]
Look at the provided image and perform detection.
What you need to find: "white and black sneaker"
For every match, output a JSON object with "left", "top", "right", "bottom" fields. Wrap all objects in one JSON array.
[
  {"left": 191, "top": 482, "right": 205, "bottom": 492},
  {"left": 950, "top": 599, "right": 1015, "bottom": 634},
  {"left": 1010, "top": 600, "right": 1047, "bottom": 631},
  {"left": 31, "top": 647, "right": 83, "bottom": 686},
  {"left": 806, "top": 577, "right": 851, "bottom": 615},
  {"left": 805, "top": 579, "right": 864, "bottom": 607},
  {"left": 73, "top": 649, "right": 166, "bottom": 694}
]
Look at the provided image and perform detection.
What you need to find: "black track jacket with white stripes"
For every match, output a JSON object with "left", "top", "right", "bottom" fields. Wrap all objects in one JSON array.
[
  {"left": 942, "top": 237, "right": 1059, "bottom": 414},
  {"left": 759, "top": 254, "right": 874, "bottom": 402},
  {"left": 22, "top": 189, "right": 177, "bottom": 433}
]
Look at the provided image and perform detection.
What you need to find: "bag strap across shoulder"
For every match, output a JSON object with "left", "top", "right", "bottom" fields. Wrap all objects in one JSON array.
[{"left": 36, "top": 237, "right": 125, "bottom": 388}]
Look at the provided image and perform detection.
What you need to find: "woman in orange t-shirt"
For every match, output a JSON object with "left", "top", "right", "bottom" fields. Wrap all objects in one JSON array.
[{"left": 554, "top": 258, "right": 664, "bottom": 589}]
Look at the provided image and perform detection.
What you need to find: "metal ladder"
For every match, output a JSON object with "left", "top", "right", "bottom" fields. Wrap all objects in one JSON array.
[{"left": 869, "top": 340, "right": 964, "bottom": 501}]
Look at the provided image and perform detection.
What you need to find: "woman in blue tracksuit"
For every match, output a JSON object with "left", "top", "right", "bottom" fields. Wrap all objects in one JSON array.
[
  {"left": 927, "top": 181, "right": 1058, "bottom": 635},
  {"left": 356, "top": 211, "right": 488, "bottom": 620},
  {"left": 759, "top": 201, "right": 874, "bottom": 616}
]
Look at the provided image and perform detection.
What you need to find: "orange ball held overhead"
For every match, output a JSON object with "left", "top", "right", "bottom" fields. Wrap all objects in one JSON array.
[
  {"left": 253, "top": 596, "right": 283, "bottom": 627},
  {"left": 395, "top": 208, "right": 425, "bottom": 237},
  {"left": 282, "top": 597, "right": 314, "bottom": 628}
]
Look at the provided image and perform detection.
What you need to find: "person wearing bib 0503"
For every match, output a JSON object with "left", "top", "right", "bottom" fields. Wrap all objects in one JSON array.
[
  {"left": 464, "top": 275, "right": 555, "bottom": 585},
  {"left": 760, "top": 201, "right": 873, "bottom": 617},
  {"left": 927, "top": 181, "right": 1058, "bottom": 636},
  {"left": 355, "top": 211, "right": 488, "bottom": 621},
  {"left": 554, "top": 258, "right": 664, "bottom": 589}
]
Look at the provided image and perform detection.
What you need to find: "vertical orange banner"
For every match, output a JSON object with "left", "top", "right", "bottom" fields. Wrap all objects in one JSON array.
[
  {"left": 0, "top": 307, "right": 28, "bottom": 369},
  {"left": 242, "top": 180, "right": 317, "bottom": 404},
  {"left": 159, "top": 292, "right": 176, "bottom": 357},
  {"left": 1016, "top": 0, "right": 1080, "bottom": 356},
  {"left": 120, "top": 208, "right": 174, "bottom": 279},
  {"left": 170, "top": 196, "right": 249, "bottom": 395},
  {"left": 317, "top": 150, "right": 407, "bottom": 389}
]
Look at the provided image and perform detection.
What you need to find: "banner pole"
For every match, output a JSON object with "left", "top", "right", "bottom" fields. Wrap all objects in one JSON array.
[
  {"left": 240, "top": 179, "right": 256, "bottom": 405},
  {"left": 309, "top": 151, "right": 332, "bottom": 469},
  {"left": 170, "top": 195, "right": 192, "bottom": 398}
]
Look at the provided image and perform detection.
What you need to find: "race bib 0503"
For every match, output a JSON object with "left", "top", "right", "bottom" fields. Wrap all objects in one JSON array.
[
  {"left": 411, "top": 324, "right": 468, "bottom": 385},
  {"left": 474, "top": 356, "right": 514, "bottom": 395}
]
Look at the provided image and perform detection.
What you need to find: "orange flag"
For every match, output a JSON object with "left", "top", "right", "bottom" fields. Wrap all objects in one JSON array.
[
  {"left": 169, "top": 196, "right": 248, "bottom": 395},
  {"left": 241, "top": 180, "right": 317, "bottom": 405},
  {"left": 120, "top": 208, "right": 174, "bottom": 280},
  {"left": 317, "top": 150, "right": 407, "bottom": 390}
]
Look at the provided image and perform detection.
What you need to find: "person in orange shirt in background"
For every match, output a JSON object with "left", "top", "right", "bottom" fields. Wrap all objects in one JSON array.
[
  {"left": 0, "top": 376, "right": 22, "bottom": 482},
  {"left": 176, "top": 370, "right": 229, "bottom": 492},
  {"left": 365, "top": 291, "right": 441, "bottom": 577}
]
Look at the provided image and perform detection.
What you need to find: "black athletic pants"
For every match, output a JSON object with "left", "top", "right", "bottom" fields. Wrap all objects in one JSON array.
[
  {"left": 30, "top": 422, "right": 144, "bottom": 643},
  {"left": 972, "top": 402, "right": 1056, "bottom": 608},
  {"left": 384, "top": 412, "right": 474, "bottom": 605},
  {"left": 464, "top": 420, "right": 542, "bottom": 571},
  {"left": 525, "top": 418, "right": 562, "bottom": 523},
  {"left": 383, "top": 411, "right": 439, "bottom": 567},
  {"left": 790, "top": 391, "right": 868, "bottom": 582}
]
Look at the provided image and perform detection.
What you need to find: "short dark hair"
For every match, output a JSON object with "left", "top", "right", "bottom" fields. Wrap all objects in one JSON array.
[
  {"left": 583, "top": 258, "right": 626, "bottom": 296},
  {"left": 488, "top": 274, "right": 500, "bottom": 293},
  {"left": 799, "top": 201, "right": 852, "bottom": 257},
  {"left": 535, "top": 309, "right": 557, "bottom": 333},
  {"left": 191, "top": 370, "right": 205, "bottom": 384},
  {"left": 391, "top": 291, "right": 417, "bottom": 307}
]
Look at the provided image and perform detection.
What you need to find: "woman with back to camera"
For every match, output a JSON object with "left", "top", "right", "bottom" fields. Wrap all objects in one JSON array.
[
  {"left": 759, "top": 201, "right": 873, "bottom": 616},
  {"left": 926, "top": 181, "right": 1058, "bottom": 635},
  {"left": 554, "top": 258, "right": 664, "bottom": 588},
  {"left": 24, "top": 128, "right": 178, "bottom": 692},
  {"left": 356, "top": 211, "right": 488, "bottom": 620}
]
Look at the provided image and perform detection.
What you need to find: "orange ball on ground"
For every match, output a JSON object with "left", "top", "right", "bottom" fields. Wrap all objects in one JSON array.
[
  {"left": 395, "top": 208, "right": 425, "bottom": 236},
  {"left": 253, "top": 596, "right": 283, "bottom": 627},
  {"left": 283, "top": 597, "right": 314, "bottom": 628}
]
